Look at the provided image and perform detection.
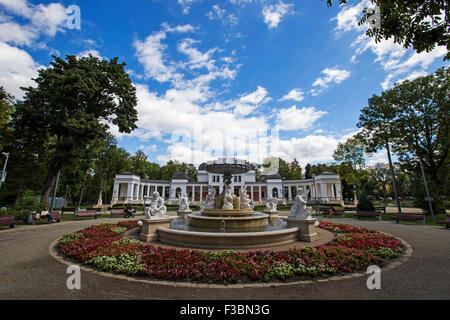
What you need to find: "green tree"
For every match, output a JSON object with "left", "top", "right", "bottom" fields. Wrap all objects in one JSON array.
[
  {"left": 0, "top": 87, "right": 14, "bottom": 152},
  {"left": 333, "top": 135, "right": 371, "bottom": 203},
  {"left": 19, "top": 55, "right": 138, "bottom": 204},
  {"left": 358, "top": 67, "right": 449, "bottom": 214},
  {"left": 290, "top": 159, "right": 303, "bottom": 180},
  {"left": 325, "top": 0, "right": 449, "bottom": 60}
]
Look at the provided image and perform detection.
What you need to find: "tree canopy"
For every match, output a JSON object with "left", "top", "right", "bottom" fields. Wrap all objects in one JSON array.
[{"left": 18, "top": 55, "right": 138, "bottom": 203}]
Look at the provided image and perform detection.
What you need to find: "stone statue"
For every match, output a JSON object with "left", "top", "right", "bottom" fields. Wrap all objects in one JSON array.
[
  {"left": 265, "top": 197, "right": 278, "bottom": 212},
  {"left": 239, "top": 186, "right": 251, "bottom": 210},
  {"left": 145, "top": 191, "right": 167, "bottom": 218},
  {"left": 202, "top": 187, "right": 216, "bottom": 210},
  {"left": 290, "top": 189, "right": 313, "bottom": 219},
  {"left": 222, "top": 183, "right": 234, "bottom": 210},
  {"left": 178, "top": 192, "right": 191, "bottom": 212}
]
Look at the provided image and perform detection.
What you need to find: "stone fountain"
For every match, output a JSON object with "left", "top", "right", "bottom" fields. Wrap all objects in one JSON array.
[{"left": 139, "top": 158, "right": 320, "bottom": 249}]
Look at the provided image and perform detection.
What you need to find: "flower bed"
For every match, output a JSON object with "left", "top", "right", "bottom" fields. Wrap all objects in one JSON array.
[{"left": 57, "top": 220, "right": 404, "bottom": 284}]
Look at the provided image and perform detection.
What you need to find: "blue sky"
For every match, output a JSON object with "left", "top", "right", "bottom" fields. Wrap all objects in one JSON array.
[{"left": 0, "top": 0, "right": 448, "bottom": 167}]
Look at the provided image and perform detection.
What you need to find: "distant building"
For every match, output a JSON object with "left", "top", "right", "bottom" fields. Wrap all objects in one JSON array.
[{"left": 112, "top": 158, "right": 342, "bottom": 205}]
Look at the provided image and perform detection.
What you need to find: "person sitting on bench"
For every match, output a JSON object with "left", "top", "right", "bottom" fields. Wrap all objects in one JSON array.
[
  {"left": 124, "top": 205, "right": 135, "bottom": 218},
  {"left": 40, "top": 207, "right": 53, "bottom": 223}
]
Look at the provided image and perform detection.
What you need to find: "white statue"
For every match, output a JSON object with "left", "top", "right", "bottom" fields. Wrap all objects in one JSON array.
[
  {"left": 178, "top": 192, "right": 191, "bottom": 212},
  {"left": 239, "top": 186, "right": 251, "bottom": 209},
  {"left": 145, "top": 191, "right": 167, "bottom": 218},
  {"left": 290, "top": 189, "right": 313, "bottom": 219},
  {"left": 202, "top": 187, "right": 216, "bottom": 210},
  {"left": 222, "top": 183, "right": 234, "bottom": 210},
  {"left": 265, "top": 197, "right": 278, "bottom": 212}
]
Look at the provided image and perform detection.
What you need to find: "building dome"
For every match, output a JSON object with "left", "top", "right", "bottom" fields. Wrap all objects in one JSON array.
[
  {"left": 198, "top": 163, "right": 207, "bottom": 170},
  {"left": 172, "top": 171, "right": 190, "bottom": 180}
]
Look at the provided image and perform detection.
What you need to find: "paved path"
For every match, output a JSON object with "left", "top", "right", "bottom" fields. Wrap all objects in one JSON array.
[{"left": 0, "top": 218, "right": 448, "bottom": 300}]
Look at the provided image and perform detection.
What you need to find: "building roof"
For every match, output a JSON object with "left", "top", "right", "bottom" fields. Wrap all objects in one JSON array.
[
  {"left": 198, "top": 163, "right": 207, "bottom": 170},
  {"left": 172, "top": 171, "right": 190, "bottom": 180},
  {"left": 118, "top": 171, "right": 137, "bottom": 176},
  {"left": 260, "top": 173, "right": 282, "bottom": 181}
]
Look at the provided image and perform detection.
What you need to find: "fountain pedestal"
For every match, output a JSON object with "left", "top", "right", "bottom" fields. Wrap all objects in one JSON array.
[
  {"left": 285, "top": 217, "right": 319, "bottom": 242},
  {"left": 139, "top": 217, "right": 177, "bottom": 242},
  {"left": 177, "top": 210, "right": 193, "bottom": 218},
  {"left": 262, "top": 209, "right": 279, "bottom": 221}
]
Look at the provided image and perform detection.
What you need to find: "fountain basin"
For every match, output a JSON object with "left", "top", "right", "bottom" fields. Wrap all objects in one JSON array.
[
  {"left": 157, "top": 226, "right": 300, "bottom": 249},
  {"left": 187, "top": 212, "right": 269, "bottom": 231},
  {"left": 201, "top": 208, "right": 256, "bottom": 217}
]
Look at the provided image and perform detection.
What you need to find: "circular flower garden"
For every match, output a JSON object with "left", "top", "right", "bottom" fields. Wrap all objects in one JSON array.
[{"left": 57, "top": 220, "right": 405, "bottom": 284}]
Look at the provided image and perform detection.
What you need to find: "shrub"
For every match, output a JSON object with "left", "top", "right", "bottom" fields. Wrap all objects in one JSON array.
[
  {"left": 14, "top": 190, "right": 45, "bottom": 221},
  {"left": 357, "top": 188, "right": 375, "bottom": 211}
]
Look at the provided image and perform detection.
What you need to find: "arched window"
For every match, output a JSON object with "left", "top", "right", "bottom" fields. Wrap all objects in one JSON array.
[
  {"left": 272, "top": 188, "right": 279, "bottom": 198},
  {"left": 175, "top": 188, "right": 181, "bottom": 197}
]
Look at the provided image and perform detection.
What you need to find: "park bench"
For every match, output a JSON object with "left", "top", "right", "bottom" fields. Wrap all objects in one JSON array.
[
  {"left": 355, "top": 210, "right": 382, "bottom": 221},
  {"left": 110, "top": 208, "right": 125, "bottom": 218},
  {"left": 74, "top": 210, "right": 101, "bottom": 221},
  {"left": 62, "top": 207, "right": 76, "bottom": 215},
  {"left": 437, "top": 215, "right": 450, "bottom": 229},
  {"left": 390, "top": 213, "right": 425, "bottom": 225},
  {"left": 0, "top": 215, "right": 23, "bottom": 228},
  {"left": 30, "top": 211, "right": 64, "bottom": 225},
  {"left": 344, "top": 207, "right": 357, "bottom": 213},
  {"left": 322, "top": 208, "right": 345, "bottom": 218},
  {"left": 375, "top": 206, "right": 387, "bottom": 214}
]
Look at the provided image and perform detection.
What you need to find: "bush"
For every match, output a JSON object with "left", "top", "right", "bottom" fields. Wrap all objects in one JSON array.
[
  {"left": 14, "top": 190, "right": 45, "bottom": 222},
  {"left": 357, "top": 188, "right": 375, "bottom": 211}
]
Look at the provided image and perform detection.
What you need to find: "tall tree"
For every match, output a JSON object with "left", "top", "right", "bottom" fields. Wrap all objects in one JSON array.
[
  {"left": 19, "top": 55, "right": 138, "bottom": 204},
  {"left": 333, "top": 135, "right": 371, "bottom": 203},
  {"left": 359, "top": 67, "right": 449, "bottom": 214},
  {"left": 0, "top": 87, "right": 14, "bottom": 152}
]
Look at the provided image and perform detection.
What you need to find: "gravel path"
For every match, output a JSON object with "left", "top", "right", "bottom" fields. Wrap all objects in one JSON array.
[{"left": 0, "top": 217, "right": 448, "bottom": 300}]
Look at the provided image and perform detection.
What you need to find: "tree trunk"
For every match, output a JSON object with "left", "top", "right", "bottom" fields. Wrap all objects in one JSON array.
[
  {"left": 42, "top": 165, "right": 59, "bottom": 205},
  {"left": 77, "top": 182, "right": 85, "bottom": 209}
]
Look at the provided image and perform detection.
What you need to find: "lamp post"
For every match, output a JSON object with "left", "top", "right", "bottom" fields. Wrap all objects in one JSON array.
[
  {"left": 312, "top": 174, "right": 318, "bottom": 205},
  {"left": 0, "top": 152, "right": 10, "bottom": 192}
]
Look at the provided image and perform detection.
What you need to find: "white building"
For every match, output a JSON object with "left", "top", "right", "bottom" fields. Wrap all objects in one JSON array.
[{"left": 112, "top": 159, "right": 342, "bottom": 205}]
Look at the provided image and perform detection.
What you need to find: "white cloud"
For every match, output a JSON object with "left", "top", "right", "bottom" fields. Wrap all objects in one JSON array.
[
  {"left": 178, "top": 0, "right": 199, "bottom": 14},
  {"left": 77, "top": 49, "right": 103, "bottom": 59},
  {"left": 0, "top": 0, "right": 68, "bottom": 47},
  {"left": 0, "top": 41, "right": 43, "bottom": 98},
  {"left": 275, "top": 106, "right": 327, "bottom": 131},
  {"left": 333, "top": 0, "right": 447, "bottom": 90},
  {"left": 207, "top": 4, "right": 238, "bottom": 26},
  {"left": 262, "top": 1, "right": 294, "bottom": 29},
  {"left": 311, "top": 67, "right": 350, "bottom": 95},
  {"left": 0, "top": 22, "right": 37, "bottom": 46},
  {"left": 279, "top": 88, "right": 304, "bottom": 102},
  {"left": 332, "top": 0, "right": 370, "bottom": 34}
]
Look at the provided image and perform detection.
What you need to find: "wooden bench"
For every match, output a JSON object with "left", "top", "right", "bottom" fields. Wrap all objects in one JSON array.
[
  {"left": 0, "top": 215, "right": 23, "bottom": 228},
  {"left": 356, "top": 210, "right": 382, "bottom": 221},
  {"left": 110, "top": 208, "right": 125, "bottom": 218},
  {"left": 31, "top": 211, "right": 64, "bottom": 225},
  {"left": 437, "top": 215, "right": 450, "bottom": 229},
  {"left": 62, "top": 207, "right": 76, "bottom": 215},
  {"left": 322, "top": 208, "right": 345, "bottom": 218},
  {"left": 390, "top": 213, "right": 425, "bottom": 225},
  {"left": 74, "top": 210, "right": 101, "bottom": 220},
  {"left": 375, "top": 206, "right": 387, "bottom": 214}
]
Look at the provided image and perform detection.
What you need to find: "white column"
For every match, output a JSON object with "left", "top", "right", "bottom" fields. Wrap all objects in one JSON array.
[
  {"left": 250, "top": 186, "right": 254, "bottom": 201},
  {"left": 258, "top": 186, "right": 262, "bottom": 203},
  {"left": 288, "top": 186, "right": 292, "bottom": 201},
  {"left": 126, "top": 183, "right": 133, "bottom": 202},
  {"left": 112, "top": 183, "right": 119, "bottom": 201}
]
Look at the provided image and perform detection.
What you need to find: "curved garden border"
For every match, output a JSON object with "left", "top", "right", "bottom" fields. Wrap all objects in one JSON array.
[{"left": 49, "top": 221, "right": 413, "bottom": 288}]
